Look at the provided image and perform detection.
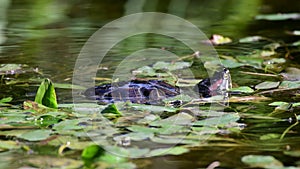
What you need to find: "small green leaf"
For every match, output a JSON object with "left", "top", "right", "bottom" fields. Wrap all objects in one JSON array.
[
  {"left": 260, "top": 133, "right": 281, "bottom": 140},
  {"left": 101, "top": 104, "right": 123, "bottom": 119},
  {"left": 81, "top": 145, "right": 104, "bottom": 160},
  {"left": 35, "top": 78, "right": 58, "bottom": 109},
  {"left": 255, "top": 13, "right": 300, "bottom": 21},
  {"left": 230, "top": 86, "right": 254, "bottom": 93},
  {"left": 193, "top": 113, "right": 240, "bottom": 127},
  {"left": 241, "top": 155, "right": 283, "bottom": 168},
  {"left": 221, "top": 59, "right": 245, "bottom": 68},
  {"left": 269, "top": 101, "right": 288, "bottom": 107},
  {"left": 255, "top": 81, "right": 280, "bottom": 90},
  {"left": 0, "top": 97, "right": 13, "bottom": 103},
  {"left": 19, "top": 130, "right": 52, "bottom": 141}
]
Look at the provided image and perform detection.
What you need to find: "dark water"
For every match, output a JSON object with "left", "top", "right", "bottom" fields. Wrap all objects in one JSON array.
[{"left": 1, "top": 0, "right": 300, "bottom": 168}]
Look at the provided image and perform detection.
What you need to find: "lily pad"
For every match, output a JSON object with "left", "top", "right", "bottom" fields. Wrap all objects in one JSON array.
[
  {"left": 153, "top": 61, "right": 192, "bottom": 71},
  {"left": 147, "top": 146, "right": 189, "bottom": 157},
  {"left": 19, "top": 129, "right": 52, "bottom": 141},
  {"left": 241, "top": 155, "right": 283, "bottom": 168},
  {"left": 193, "top": 113, "right": 240, "bottom": 127},
  {"left": 279, "top": 81, "right": 300, "bottom": 89},
  {"left": 255, "top": 81, "right": 280, "bottom": 90},
  {"left": 255, "top": 13, "right": 300, "bottom": 21},
  {"left": 230, "top": 86, "right": 254, "bottom": 93},
  {"left": 239, "top": 36, "right": 264, "bottom": 43}
]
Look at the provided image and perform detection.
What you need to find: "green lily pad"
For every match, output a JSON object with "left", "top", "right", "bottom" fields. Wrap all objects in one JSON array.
[
  {"left": 147, "top": 146, "right": 189, "bottom": 157},
  {"left": 260, "top": 133, "right": 281, "bottom": 140},
  {"left": 35, "top": 78, "right": 58, "bottom": 109},
  {"left": 241, "top": 155, "right": 283, "bottom": 168},
  {"left": 284, "top": 150, "right": 300, "bottom": 157},
  {"left": 255, "top": 81, "right": 280, "bottom": 90},
  {"left": 0, "top": 140, "right": 21, "bottom": 150},
  {"left": 193, "top": 113, "right": 240, "bottom": 127},
  {"left": 230, "top": 86, "right": 254, "bottom": 93},
  {"left": 255, "top": 13, "right": 300, "bottom": 20},
  {"left": 239, "top": 36, "right": 264, "bottom": 43},
  {"left": 19, "top": 129, "right": 52, "bottom": 141},
  {"left": 132, "top": 66, "right": 157, "bottom": 77},
  {"left": 53, "top": 119, "right": 82, "bottom": 131},
  {"left": 153, "top": 61, "right": 192, "bottom": 71},
  {"left": 221, "top": 59, "right": 245, "bottom": 68},
  {"left": 279, "top": 81, "right": 300, "bottom": 89}
]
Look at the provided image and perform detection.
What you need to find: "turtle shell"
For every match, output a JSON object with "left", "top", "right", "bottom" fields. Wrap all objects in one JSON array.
[{"left": 84, "top": 80, "right": 180, "bottom": 104}]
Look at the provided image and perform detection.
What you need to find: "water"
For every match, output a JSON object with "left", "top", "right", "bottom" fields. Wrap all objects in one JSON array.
[{"left": 1, "top": 0, "right": 300, "bottom": 168}]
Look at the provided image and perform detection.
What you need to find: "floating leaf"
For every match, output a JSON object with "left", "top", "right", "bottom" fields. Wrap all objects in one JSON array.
[
  {"left": 237, "top": 55, "right": 263, "bottom": 69},
  {"left": 279, "top": 81, "right": 300, "bottom": 89},
  {"left": 239, "top": 36, "right": 264, "bottom": 43},
  {"left": 35, "top": 78, "right": 58, "bottom": 109},
  {"left": 241, "top": 155, "right": 283, "bottom": 168},
  {"left": 269, "top": 101, "right": 288, "bottom": 107},
  {"left": 0, "top": 97, "right": 13, "bottom": 103},
  {"left": 147, "top": 146, "right": 189, "bottom": 157},
  {"left": 280, "top": 68, "right": 300, "bottom": 81},
  {"left": 0, "top": 140, "right": 21, "bottom": 150},
  {"left": 230, "top": 86, "right": 254, "bottom": 93},
  {"left": 284, "top": 150, "right": 300, "bottom": 157},
  {"left": 255, "top": 81, "right": 280, "bottom": 90},
  {"left": 153, "top": 61, "right": 192, "bottom": 71},
  {"left": 53, "top": 119, "right": 82, "bottom": 131},
  {"left": 0, "top": 64, "right": 22, "bottom": 75},
  {"left": 260, "top": 133, "right": 281, "bottom": 140},
  {"left": 255, "top": 13, "right": 300, "bottom": 20},
  {"left": 221, "top": 59, "right": 245, "bottom": 68},
  {"left": 193, "top": 113, "right": 240, "bottom": 127},
  {"left": 132, "top": 66, "right": 157, "bottom": 77},
  {"left": 19, "top": 130, "right": 52, "bottom": 141}
]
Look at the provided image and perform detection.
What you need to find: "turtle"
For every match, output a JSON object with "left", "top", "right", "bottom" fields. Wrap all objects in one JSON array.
[{"left": 84, "top": 68, "right": 232, "bottom": 104}]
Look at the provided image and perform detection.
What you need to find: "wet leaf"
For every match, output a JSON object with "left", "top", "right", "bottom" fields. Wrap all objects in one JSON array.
[
  {"left": 237, "top": 55, "right": 263, "bottom": 69},
  {"left": 221, "top": 59, "right": 245, "bottom": 68},
  {"left": 260, "top": 133, "right": 281, "bottom": 140},
  {"left": 153, "top": 61, "right": 192, "bottom": 71},
  {"left": 0, "top": 140, "right": 21, "bottom": 150},
  {"left": 0, "top": 64, "right": 22, "bottom": 75},
  {"left": 129, "top": 103, "right": 179, "bottom": 113},
  {"left": 255, "top": 81, "right": 280, "bottom": 90},
  {"left": 239, "top": 36, "right": 264, "bottom": 43},
  {"left": 132, "top": 66, "right": 157, "bottom": 77},
  {"left": 279, "top": 81, "right": 300, "bottom": 89},
  {"left": 255, "top": 13, "right": 300, "bottom": 20},
  {"left": 241, "top": 155, "right": 283, "bottom": 168},
  {"left": 280, "top": 68, "right": 300, "bottom": 81},
  {"left": 284, "top": 150, "right": 300, "bottom": 157},
  {"left": 19, "top": 129, "right": 52, "bottom": 141},
  {"left": 230, "top": 86, "right": 254, "bottom": 93},
  {"left": 147, "top": 146, "right": 189, "bottom": 157},
  {"left": 35, "top": 78, "right": 58, "bottom": 109},
  {"left": 26, "top": 156, "right": 82, "bottom": 169},
  {"left": 193, "top": 113, "right": 240, "bottom": 127},
  {"left": 53, "top": 119, "right": 82, "bottom": 131}
]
